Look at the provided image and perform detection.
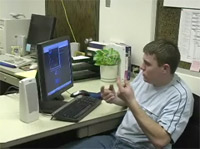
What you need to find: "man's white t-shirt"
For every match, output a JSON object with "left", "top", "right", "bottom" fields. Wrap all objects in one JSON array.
[{"left": 116, "top": 71, "right": 194, "bottom": 149}]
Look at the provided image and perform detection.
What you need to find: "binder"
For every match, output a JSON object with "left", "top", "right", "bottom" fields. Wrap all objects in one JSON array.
[
  {"left": 117, "top": 43, "right": 132, "bottom": 80},
  {"left": 107, "top": 43, "right": 132, "bottom": 81},
  {"left": 86, "top": 41, "right": 108, "bottom": 57}
]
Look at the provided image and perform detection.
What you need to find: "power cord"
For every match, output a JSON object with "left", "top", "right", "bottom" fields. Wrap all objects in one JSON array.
[
  {"left": 66, "top": 90, "right": 72, "bottom": 96},
  {"left": 61, "top": 0, "right": 77, "bottom": 42},
  {"left": 4, "top": 86, "right": 19, "bottom": 95}
]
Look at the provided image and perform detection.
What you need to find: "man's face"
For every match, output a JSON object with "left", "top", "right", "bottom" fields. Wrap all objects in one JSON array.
[{"left": 140, "top": 53, "right": 164, "bottom": 84}]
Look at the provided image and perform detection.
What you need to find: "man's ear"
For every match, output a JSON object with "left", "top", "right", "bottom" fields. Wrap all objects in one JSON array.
[{"left": 162, "top": 64, "right": 170, "bottom": 73}]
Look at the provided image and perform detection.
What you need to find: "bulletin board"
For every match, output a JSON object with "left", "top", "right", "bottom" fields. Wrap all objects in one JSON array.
[{"left": 155, "top": 0, "right": 191, "bottom": 69}]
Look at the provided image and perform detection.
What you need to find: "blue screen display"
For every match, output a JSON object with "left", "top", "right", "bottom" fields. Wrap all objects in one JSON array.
[{"left": 42, "top": 40, "right": 72, "bottom": 96}]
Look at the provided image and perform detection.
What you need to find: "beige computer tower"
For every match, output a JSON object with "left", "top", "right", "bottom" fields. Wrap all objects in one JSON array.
[{"left": 0, "top": 18, "right": 30, "bottom": 55}]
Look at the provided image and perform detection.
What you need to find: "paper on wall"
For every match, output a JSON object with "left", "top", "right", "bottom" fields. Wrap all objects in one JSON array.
[{"left": 178, "top": 9, "right": 200, "bottom": 63}]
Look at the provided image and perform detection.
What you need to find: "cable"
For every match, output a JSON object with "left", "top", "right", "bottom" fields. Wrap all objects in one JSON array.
[
  {"left": 4, "top": 86, "right": 19, "bottom": 95},
  {"left": 61, "top": 0, "right": 77, "bottom": 42},
  {"left": 66, "top": 90, "right": 72, "bottom": 96}
]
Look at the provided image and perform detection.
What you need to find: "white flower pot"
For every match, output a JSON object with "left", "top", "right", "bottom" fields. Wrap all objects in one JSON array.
[{"left": 100, "top": 65, "right": 118, "bottom": 82}]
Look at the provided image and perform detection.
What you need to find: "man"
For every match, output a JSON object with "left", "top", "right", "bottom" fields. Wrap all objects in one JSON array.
[{"left": 61, "top": 40, "right": 194, "bottom": 149}]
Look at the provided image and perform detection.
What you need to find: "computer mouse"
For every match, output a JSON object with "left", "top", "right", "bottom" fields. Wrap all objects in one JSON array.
[
  {"left": 29, "top": 63, "right": 38, "bottom": 70},
  {"left": 70, "top": 90, "right": 90, "bottom": 97}
]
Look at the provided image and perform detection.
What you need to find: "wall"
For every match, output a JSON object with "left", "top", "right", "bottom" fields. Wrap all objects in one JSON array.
[
  {"left": 99, "top": 0, "right": 199, "bottom": 95},
  {"left": 1, "top": 0, "right": 199, "bottom": 95},
  {"left": 45, "top": 0, "right": 99, "bottom": 51},
  {"left": 156, "top": 0, "right": 200, "bottom": 96},
  {"left": 176, "top": 68, "right": 200, "bottom": 96},
  {"left": 99, "top": 0, "right": 158, "bottom": 66},
  {"left": 0, "top": 0, "right": 45, "bottom": 19}
]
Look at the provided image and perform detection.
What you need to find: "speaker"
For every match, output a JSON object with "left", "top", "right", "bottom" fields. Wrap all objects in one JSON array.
[
  {"left": 19, "top": 78, "right": 39, "bottom": 123},
  {"left": 17, "top": 35, "right": 27, "bottom": 56}
]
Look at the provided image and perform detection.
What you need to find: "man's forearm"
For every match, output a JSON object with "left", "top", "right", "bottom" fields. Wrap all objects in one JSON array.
[
  {"left": 112, "top": 97, "right": 127, "bottom": 106},
  {"left": 128, "top": 99, "right": 171, "bottom": 148}
]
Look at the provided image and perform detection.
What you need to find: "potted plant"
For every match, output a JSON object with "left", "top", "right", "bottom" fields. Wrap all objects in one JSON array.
[{"left": 93, "top": 47, "right": 120, "bottom": 82}]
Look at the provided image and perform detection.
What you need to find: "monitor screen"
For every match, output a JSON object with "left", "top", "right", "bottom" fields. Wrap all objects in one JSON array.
[
  {"left": 36, "top": 36, "right": 73, "bottom": 113},
  {"left": 26, "top": 14, "right": 56, "bottom": 53}
]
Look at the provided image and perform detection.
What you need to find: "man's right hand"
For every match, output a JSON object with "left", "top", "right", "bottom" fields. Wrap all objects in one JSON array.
[{"left": 100, "top": 85, "right": 117, "bottom": 103}]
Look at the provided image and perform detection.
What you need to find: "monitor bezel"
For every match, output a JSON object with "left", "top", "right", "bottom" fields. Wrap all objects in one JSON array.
[{"left": 36, "top": 36, "right": 73, "bottom": 102}]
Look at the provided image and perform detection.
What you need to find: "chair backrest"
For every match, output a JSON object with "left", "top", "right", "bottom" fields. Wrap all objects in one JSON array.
[{"left": 173, "top": 94, "right": 200, "bottom": 148}]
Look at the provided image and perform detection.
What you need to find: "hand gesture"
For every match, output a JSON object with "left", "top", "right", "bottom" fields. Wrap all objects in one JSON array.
[
  {"left": 100, "top": 85, "right": 117, "bottom": 103},
  {"left": 117, "top": 77, "right": 135, "bottom": 105}
]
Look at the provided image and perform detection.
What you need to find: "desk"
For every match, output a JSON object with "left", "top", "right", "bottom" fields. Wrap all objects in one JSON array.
[
  {"left": 0, "top": 65, "right": 24, "bottom": 86},
  {"left": 0, "top": 79, "right": 126, "bottom": 149},
  {"left": 0, "top": 65, "right": 25, "bottom": 95},
  {"left": 0, "top": 55, "right": 35, "bottom": 94}
]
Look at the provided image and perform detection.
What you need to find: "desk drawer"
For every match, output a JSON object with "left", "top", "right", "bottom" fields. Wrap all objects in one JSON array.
[
  {"left": 0, "top": 72, "right": 20, "bottom": 87},
  {"left": 76, "top": 117, "right": 124, "bottom": 138}
]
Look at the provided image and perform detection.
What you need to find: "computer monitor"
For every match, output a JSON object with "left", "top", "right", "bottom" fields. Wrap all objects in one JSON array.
[
  {"left": 26, "top": 14, "right": 56, "bottom": 55},
  {"left": 36, "top": 36, "right": 73, "bottom": 113}
]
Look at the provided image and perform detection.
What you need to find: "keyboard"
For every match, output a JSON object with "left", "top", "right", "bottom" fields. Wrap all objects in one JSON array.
[
  {"left": 0, "top": 54, "right": 33, "bottom": 68},
  {"left": 51, "top": 96, "right": 102, "bottom": 122}
]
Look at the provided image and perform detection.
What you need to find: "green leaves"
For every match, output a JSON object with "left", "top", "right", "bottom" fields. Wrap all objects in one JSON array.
[{"left": 93, "top": 47, "right": 120, "bottom": 66}]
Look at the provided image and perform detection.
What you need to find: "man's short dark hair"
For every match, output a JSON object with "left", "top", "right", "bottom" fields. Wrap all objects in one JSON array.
[{"left": 143, "top": 39, "right": 180, "bottom": 74}]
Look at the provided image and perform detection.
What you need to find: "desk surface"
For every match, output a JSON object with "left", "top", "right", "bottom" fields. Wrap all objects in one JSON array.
[{"left": 0, "top": 79, "right": 126, "bottom": 148}]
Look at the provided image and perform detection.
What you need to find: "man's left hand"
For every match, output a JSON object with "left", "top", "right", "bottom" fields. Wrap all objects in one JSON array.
[{"left": 117, "top": 77, "right": 136, "bottom": 105}]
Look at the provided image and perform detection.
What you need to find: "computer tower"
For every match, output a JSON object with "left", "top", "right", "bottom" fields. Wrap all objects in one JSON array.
[{"left": 0, "top": 18, "right": 30, "bottom": 54}]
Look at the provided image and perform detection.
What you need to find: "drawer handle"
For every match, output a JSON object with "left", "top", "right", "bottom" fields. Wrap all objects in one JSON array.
[{"left": 3, "top": 77, "right": 7, "bottom": 80}]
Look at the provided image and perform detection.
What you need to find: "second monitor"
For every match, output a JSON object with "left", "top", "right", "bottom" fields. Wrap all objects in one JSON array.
[{"left": 26, "top": 14, "right": 56, "bottom": 57}]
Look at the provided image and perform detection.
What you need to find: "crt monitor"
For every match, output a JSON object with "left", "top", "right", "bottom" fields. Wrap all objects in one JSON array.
[
  {"left": 36, "top": 36, "right": 73, "bottom": 113},
  {"left": 26, "top": 14, "right": 56, "bottom": 54}
]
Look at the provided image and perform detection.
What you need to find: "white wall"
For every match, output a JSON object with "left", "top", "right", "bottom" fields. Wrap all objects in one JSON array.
[
  {"left": 99, "top": 0, "right": 157, "bottom": 66},
  {"left": 176, "top": 68, "right": 200, "bottom": 96},
  {"left": 0, "top": 0, "right": 45, "bottom": 19}
]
